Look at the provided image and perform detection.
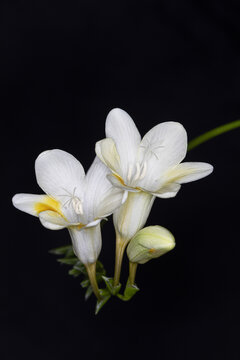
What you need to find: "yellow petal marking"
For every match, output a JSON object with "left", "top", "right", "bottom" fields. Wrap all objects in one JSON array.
[
  {"left": 76, "top": 223, "right": 85, "bottom": 230},
  {"left": 34, "top": 196, "right": 63, "bottom": 217},
  {"left": 112, "top": 173, "right": 142, "bottom": 192},
  {"left": 113, "top": 173, "right": 125, "bottom": 186}
]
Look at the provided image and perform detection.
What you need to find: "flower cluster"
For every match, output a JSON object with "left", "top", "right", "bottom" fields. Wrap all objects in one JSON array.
[{"left": 12, "top": 108, "right": 213, "bottom": 309}]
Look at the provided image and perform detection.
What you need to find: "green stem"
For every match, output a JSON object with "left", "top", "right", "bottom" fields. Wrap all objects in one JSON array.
[
  {"left": 85, "top": 262, "right": 101, "bottom": 300},
  {"left": 113, "top": 236, "right": 128, "bottom": 287},
  {"left": 187, "top": 120, "right": 240, "bottom": 151},
  {"left": 129, "top": 262, "right": 138, "bottom": 286}
]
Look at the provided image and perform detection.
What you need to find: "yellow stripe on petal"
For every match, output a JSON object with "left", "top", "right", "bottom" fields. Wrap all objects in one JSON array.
[
  {"left": 34, "top": 196, "right": 63, "bottom": 216},
  {"left": 12, "top": 193, "right": 65, "bottom": 218},
  {"left": 76, "top": 223, "right": 85, "bottom": 230},
  {"left": 113, "top": 173, "right": 125, "bottom": 186}
]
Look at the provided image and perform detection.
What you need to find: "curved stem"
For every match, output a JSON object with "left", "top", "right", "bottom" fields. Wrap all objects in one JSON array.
[
  {"left": 85, "top": 262, "right": 101, "bottom": 300},
  {"left": 188, "top": 120, "right": 240, "bottom": 151},
  {"left": 113, "top": 236, "right": 127, "bottom": 286},
  {"left": 129, "top": 262, "right": 138, "bottom": 286}
]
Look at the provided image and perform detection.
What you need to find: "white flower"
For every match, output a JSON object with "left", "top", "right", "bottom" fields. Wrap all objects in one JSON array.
[
  {"left": 96, "top": 108, "right": 213, "bottom": 242},
  {"left": 12, "top": 149, "right": 125, "bottom": 265},
  {"left": 96, "top": 108, "right": 213, "bottom": 284}
]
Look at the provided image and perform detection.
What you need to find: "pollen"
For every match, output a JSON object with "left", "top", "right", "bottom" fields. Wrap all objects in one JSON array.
[{"left": 149, "top": 248, "right": 156, "bottom": 253}]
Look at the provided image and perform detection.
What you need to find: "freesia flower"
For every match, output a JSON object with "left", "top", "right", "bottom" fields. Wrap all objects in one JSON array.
[
  {"left": 127, "top": 225, "right": 175, "bottom": 265},
  {"left": 96, "top": 108, "right": 213, "bottom": 284},
  {"left": 127, "top": 225, "right": 175, "bottom": 285},
  {"left": 12, "top": 149, "right": 125, "bottom": 298}
]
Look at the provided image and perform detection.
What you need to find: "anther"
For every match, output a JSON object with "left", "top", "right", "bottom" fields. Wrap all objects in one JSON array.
[{"left": 72, "top": 197, "right": 83, "bottom": 215}]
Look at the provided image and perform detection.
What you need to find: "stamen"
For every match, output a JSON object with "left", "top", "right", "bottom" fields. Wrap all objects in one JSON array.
[
  {"left": 60, "top": 187, "right": 72, "bottom": 196},
  {"left": 72, "top": 197, "right": 83, "bottom": 215},
  {"left": 139, "top": 161, "right": 147, "bottom": 180},
  {"left": 62, "top": 198, "right": 71, "bottom": 208},
  {"left": 78, "top": 202, "right": 83, "bottom": 215}
]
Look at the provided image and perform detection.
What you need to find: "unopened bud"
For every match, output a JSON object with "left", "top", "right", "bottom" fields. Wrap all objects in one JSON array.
[{"left": 127, "top": 225, "right": 175, "bottom": 264}]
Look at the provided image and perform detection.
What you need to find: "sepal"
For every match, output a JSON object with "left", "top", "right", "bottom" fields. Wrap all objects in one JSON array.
[
  {"left": 85, "top": 286, "right": 93, "bottom": 301},
  {"left": 102, "top": 276, "right": 122, "bottom": 296},
  {"left": 95, "top": 288, "right": 111, "bottom": 315},
  {"left": 80, "top": 279, "right": 90, "bottom": 288},
  {"left": 117, "top": 279, "right": 139, "bottom": 301}
]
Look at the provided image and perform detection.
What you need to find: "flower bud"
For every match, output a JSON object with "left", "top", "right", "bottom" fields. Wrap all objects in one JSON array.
[{"left": 127, "top": 225, "right": 175, "bottom": 264}]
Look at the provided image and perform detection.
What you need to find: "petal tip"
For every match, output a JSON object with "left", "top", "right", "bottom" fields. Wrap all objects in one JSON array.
[
  {"left": 12, "top": 193, "right": 19, "bottom": 207},
  {"left": 35, "top": 149, "right": 51, "bottom": 161},
  {"left": 107, "top": 108, "right": 125, "bottom": 117}
]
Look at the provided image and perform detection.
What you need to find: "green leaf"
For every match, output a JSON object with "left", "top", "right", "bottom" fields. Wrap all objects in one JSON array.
[
  {"left": 57, "top": 258, "right": 79, "bottom": 265},
  {"left": 73, "top": 261, "right": 87, "bottom": 274},
  {"left": 96, "top": 260, "right": 106, "bottom": 273},
  {"left": 49, "top": 245, "right": 72, "bottom": 255},
  {"left": 80, "top": 279, "right": 90, "bottom": 288},
  {"left": 85, "top": 286, "right": 93, "bottom": 301},
  {"left": 95, "top": 289, "right": 111, "bottom": 315},
  {"left": 102, "top": 276, "right": 121, "bottom": 296},
  {"left": 117, "top": 281, "right": 140, "bottom": 301},
  {"left": 68, "top": 268, "right": 82, "bottom": 277},
  {"left": 49, "top": 244, "right": 109, "bottom": 310},
  {"left": 65, "top": 248, "right": 75, "bottom": 258}
]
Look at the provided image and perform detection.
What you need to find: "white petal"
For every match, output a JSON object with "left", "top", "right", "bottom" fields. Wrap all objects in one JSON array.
[
  {"left": 113, "top": 191, "right": 155, "bottom": 243},
  {"left": 106, "top": 173, "right": 140, "bottom": 192},
  {"left": 85, "top": 219, "right": 102, "bottom": 228},
  {"left": 35, "top": 149, "right": 85, "bottom": 204},
  {"left": 122, "top": 190, "right": 129, "bottom": 204},
  {"left": 137, "top": 122, "right": 187, "bottom": 191},
  {"left": 95, "top": 138, "right": 121, "bottom": 175},
  {"left": 39, "top": 210, "right": 69, "bottom": 230},
  {"left": 12, "top": 193, "right": 47, "bottom": 217},
  {"left": 165, "top": 162, "right": 214, "bottom": 184},
  {"left": 83, "top": 157, "right": 125, "bottom": 223},
  {"left": 69, "top": 224, "right": 102, "bottom": 264},
  {"left": 12, "top": 193, "right": 63, "bottom": 217},
  {"left": 150, "top": 162, "right": 213, "bottom": 198},
  {"left": 105, "top": 108, "right": 141, "bottom": 178},
  {"left": 96, "top": 187, "right": 128, "bottom": 219},
  {"left": 152, "top": 183, "right": 181, "bottom": 198}
]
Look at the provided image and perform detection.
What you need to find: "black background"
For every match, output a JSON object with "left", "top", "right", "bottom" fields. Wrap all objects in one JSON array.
[{"left": 4, "top": 1, "right": 240, "bottom": 359}]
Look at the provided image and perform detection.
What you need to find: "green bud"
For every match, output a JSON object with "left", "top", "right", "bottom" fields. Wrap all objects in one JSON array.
[{"left": 127, "top": 225, "right": 175, "bottom": 264}]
